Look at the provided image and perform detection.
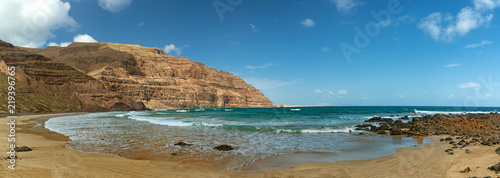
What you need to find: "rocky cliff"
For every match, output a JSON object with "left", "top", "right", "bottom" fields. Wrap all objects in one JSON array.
[
  {"left": 25, "top": 42, "right": 273, "bottom": 109},
  {"left": 0, "top": 40, "right": 146, "bottom": 113}
]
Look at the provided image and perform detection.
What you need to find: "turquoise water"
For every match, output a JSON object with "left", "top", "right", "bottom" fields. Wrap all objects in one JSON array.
[{"left": 45, "top": 106, "right": 499, "bottom": 170}]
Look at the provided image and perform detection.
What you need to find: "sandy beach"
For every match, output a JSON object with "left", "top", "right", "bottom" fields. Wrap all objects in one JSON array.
[{"left": 1, "top": 113, "right": 499, "bottom": 178}]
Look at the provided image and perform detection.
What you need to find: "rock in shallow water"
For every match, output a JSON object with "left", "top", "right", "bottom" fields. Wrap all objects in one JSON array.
[
  {"left": 214, "top": 145, "right": 234, "bottom": 151},
  {"left": 174, "top": 142, "right": 193, "bottom": 146}
]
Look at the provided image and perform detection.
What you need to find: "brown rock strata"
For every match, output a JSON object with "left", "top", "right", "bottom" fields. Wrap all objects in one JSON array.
[
  {"left": 0, "top": 40, "right": 146, "bottom": 113},
  {"left": 26, "top": 42, "right": 272, "bottom": 109}
]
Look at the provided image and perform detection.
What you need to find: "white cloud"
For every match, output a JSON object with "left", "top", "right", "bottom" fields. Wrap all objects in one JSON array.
[
  {"left": 98, "top": 0, "right": 131, "bottom": 13},
  {"left": 164, "top": 44, "right": 182, "bottom": 56},
  {"left": 313, "top": 89, "right": 347, "bottom": 98},
  {"left": 250, "top": 23, "right": 257, "bottom": 33},
  {"left": 337, "top": 89, "right": 347, "bottom": 96},
  {"left": 313, "top": 89, "right": 323, "bottom": 93},
  {"left": 0, "top": 0, "right": 78, "bottom": 48},
  {"left": 47, "top": 34, "right": 97, "bottom": 47},
  {"left": 465, "top": 40, "right": 492, "bottom": 48},
  {"left": 398, "top": 94, "right": 404, "bottom": 99},
  {"left": 245, "top": 62, "right": 273, "bottom": 69},
  {"left": 418, "top": 1, "right": 499, "bottom": 41},
  {"left": 300, "top": 18, "right": 315, "bottom": 27},
  {"left": 74, "top": 34, "right": 97, "bottom": 43},
  {"left": 448, "top": 94, "right": 455, "bottom": 99},
  {"left": 457, "top": 82, "right": 481, "bottom": 89},
  {"left": 444, "top": 63, "right": 462, "bottom": 68},
  {"left": 48, "top": 42, "right": 59, "bottom": 47},
  {"left": 244, "top": 78, "right": 303, "bottom": 90},
  {"left": 361, "top": 96, "right": 370, "bottom": 100},
  {"left": 330, "top": 0, "right": 358, "bottom": 13},
  {"left": 137, "top": 21, "right": 145, "bottom": 26},
  {"left": 473, "top": 0, "right": 500, "bottom": 10},
  {"left": 321, "top": 47, "right": 330, "bottom": 52}
]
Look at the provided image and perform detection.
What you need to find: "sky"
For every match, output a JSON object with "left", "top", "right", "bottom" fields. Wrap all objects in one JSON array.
[{"left": 1, "top": 0, "right": 500, "bottom": 107}]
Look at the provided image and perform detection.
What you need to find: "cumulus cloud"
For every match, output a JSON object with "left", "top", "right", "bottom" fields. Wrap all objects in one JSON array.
[
  {"left": 245, "top": 62, "right": 273, "bottom": 69},
  {"left": 98, "top": 0, "right": 131, "bottom": 13},
  {"left": 73, "top": 34, "right": 98, "bottom": 43},
  {"left": 465, "top": 40, "right": 492, "bottom": 48},
  {"left": 444, "top": 63, "right": 462, "bottom": 68},
  {"left": 48, "top": 34, "right": 97, "bottom": 47},
  {"left": 0, "top": 0, "right": 78, "bottom": 48},
  {"left": 250, "top": 24, "right": 257, "bottom": 33},
  {"left": 330, "top": 0, "right": 358, "bottom": 13},
  {"left": 457, "top": 82, "right": 481, "bottom": 89},
  {"left": 418, "top": 1, "right": 499, "bottom": 41},
  {"left": 300, "top": 19, "right": 315, "bottom": 27},
  {"left": 164, "top": 44, "right": 182, "bottom": 56}
]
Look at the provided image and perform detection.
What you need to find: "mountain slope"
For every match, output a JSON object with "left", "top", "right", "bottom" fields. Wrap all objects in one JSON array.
[
  {"left": 26, "top": 42, "right": 273, "bottom": 109},
  {"left": 0, "top": 40, "right": 146, "bottom": 113}
]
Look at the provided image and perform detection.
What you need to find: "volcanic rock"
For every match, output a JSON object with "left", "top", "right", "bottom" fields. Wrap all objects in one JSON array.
[
  {"left": 488, "top": 162, "right": 500, "bottom": 173},
  {"left": 14, "top": 146, "right": 32, "bottom": 152},
  {"left": 174, "top": 142, "right": 193, "bottom": 146},
  {"left": 459, "top": 167, "right": 470, "bottom": 173},
  {"left": 390, "top": 127, "right": 404, "bottom": 135},
  {"left": 214, "top": 145, "right": 234, "bottom": 151}
]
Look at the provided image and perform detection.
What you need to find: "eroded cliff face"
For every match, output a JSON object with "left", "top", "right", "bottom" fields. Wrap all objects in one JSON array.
[
  {"left": 27, "top": 42, "right": 273, "bottom": 109},
  {"left": 0, "top": 40, "right": 146, "bottom": 113}
]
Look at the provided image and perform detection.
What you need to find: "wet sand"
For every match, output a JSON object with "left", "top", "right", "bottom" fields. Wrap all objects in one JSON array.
[{"left": 1, "top": 113, "right": 498, "bottom": 177}]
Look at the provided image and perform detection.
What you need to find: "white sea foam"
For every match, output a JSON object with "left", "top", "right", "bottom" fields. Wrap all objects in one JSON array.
[
  {"left": 129, "top": 116, "right": 193, "bottom": 127},
  {"left": 413, "top": 109, "right": 495, "bottom": 115},
  {"left": 290, "top": 109, "right": 301, "bottom": 111},
  {"left": 300, "top": 126, "right": 358, "bottom": 134},
  {"left": 176, "top": 110, "right": 189, "bottom": 113}
]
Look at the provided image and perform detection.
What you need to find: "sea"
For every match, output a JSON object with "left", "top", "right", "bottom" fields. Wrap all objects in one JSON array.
[{"left": 45, "top": 106, "right": 499, "bottom": 171}]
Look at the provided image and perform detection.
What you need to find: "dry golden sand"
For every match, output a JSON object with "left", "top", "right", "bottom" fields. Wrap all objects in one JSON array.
[{"left": 1, "top": 113, "right": 499, "bottom": 178}]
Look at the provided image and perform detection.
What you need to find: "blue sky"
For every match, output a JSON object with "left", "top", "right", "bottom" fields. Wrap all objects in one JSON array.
[{"left": 1, "top": 0, "right": 500, "bottom": 106}]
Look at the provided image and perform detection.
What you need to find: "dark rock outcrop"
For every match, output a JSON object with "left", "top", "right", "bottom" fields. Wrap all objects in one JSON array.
[
  {"left": 174, "top": 142, "right": 193, "bottom": 146},
  {"left": 14, "top": 146, "right": 32, "bottom": 152},
  {"left": 214, "top": 145, "right": 234, "bottom": 151},
  {"left": 489, "top": 162, "right": 500, "bottom": 173}
]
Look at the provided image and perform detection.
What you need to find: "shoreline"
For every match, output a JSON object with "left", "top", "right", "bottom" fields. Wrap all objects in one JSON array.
[{"left": 1, "top": 113, "right": 499, "bottom": 177}]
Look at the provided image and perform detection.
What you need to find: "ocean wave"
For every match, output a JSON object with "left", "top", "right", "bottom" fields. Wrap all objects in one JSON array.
[
  {"left": 413, "top": 109, "right": 496, "bottom": 115},
  {"left": 129, "top": 116, "right": 193, "bottom": 127},
  {"left": 300, "top": 127, "right": 358, "bottom": 134},
  {"left": 290, "top": 109, "right": 301, "bottom": 111},
  {"left": 176, "top": 110, "right": 189, "bottom": 113}
]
